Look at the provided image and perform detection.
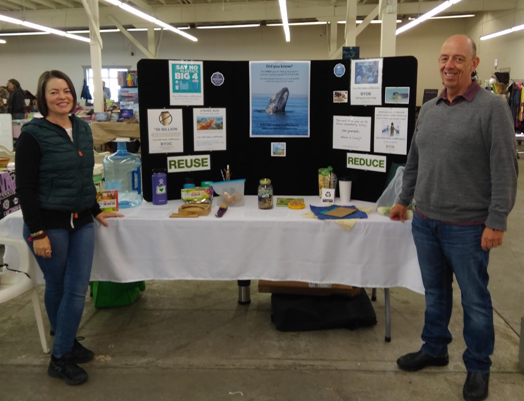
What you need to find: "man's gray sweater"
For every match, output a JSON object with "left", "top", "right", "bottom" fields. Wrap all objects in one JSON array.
[{"left": 398, "top": 87, "right": 518, "bottom": 231}]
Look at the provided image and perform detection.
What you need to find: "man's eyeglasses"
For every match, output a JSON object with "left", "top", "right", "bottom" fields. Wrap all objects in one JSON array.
[{"left": 438, "top": 56, "right": 467, "bottom": 65}]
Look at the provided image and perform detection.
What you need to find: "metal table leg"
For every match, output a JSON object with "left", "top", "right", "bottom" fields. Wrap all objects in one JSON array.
[
  {"left": 385, "top": 288, "right": 391, "bottom": 342},
  {"left": 237, "top": 280, "right": 251, "bottom": 305}
]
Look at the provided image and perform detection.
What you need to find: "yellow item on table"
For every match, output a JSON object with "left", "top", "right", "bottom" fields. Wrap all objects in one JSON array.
[{"left": 288, "top": 201, "right": 305, "bottom": 209}]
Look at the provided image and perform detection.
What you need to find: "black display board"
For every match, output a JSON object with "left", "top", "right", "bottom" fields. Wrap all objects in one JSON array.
[{"left": 137, "top": 56, "right": 417, "bottom": 202}]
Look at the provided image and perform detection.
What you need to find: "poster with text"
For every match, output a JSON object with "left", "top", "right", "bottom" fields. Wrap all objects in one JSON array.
[
  {"left": 373, "top": 108, "right": 408, "bottom": 155},
  {"left": 250, "top": 61, "right": 310, "bottom": 137},
  {"left": 333, "top": 115, "right": 371, "bottom": 152},
  {"left": 193, "top": 108, "right": 227, "bottom": 151},
  {"left": 147, "top": 109, "right": 184, "bottom": 154},
  {"left": 350, "top": 58, "right": 383, "bottom": 105},
  {"left": 169, "top": 61, "right": 204, "bottom": 106}
]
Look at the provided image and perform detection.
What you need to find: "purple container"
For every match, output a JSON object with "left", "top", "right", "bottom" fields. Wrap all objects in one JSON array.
[{"left": 152, "top": 169, "right": 168, "bottom": 205}]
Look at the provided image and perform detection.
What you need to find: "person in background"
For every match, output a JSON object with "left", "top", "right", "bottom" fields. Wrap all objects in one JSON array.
[
  {"left": 6, "top": 78, "right": 26, "bottom": 119},
  {"left": 102, "top": 81, "right": 111, "bottom": 100},
  {"left": 390, "top": 35, "right": 518, "bottom": 401},
  {"left": 0, "top": 86, "right": 9, "bottom": 113},
  {"left": 15, "top": 70, "right": 123, "bottom": 386}
]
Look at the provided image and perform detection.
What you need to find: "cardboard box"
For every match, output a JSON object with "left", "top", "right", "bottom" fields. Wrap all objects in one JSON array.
[{"left": 258, "top": 280, "right": 361, "bottom": 297}]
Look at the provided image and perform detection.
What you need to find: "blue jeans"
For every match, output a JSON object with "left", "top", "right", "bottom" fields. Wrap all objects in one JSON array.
[
  {"left": 24, "top": 223, "right": 95, "bottom": 358},
  {"left": 411, "top": 213, "right": 493, "bottom": 373}
]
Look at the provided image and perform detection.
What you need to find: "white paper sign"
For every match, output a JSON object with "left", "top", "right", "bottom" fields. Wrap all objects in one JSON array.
[
  {"left": 167, "top": 155, "right": 211, "bottom": 173},
  {"left": 321, "top": 187, "right": 335, "bottom": 203},
  {"left": 193, "top": 108, "right": 227, "bottom": 151},
  {"left": 374, "top": 108, "right": 409, "bottom": 155},
  {"left": 351, "top": 58, "right": 383, "bottom": 105},
  {"left": 347, "top": 152, "right": 387, "bottom": 173},
  {"left": 147, "top": 109, "right": 183, "bottom": 154},
  {"left": 333, "top": 115, "right": 371, "bottom": 152}
]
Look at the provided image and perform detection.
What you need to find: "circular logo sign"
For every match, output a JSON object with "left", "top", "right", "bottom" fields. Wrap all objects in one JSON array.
[
  {"left": 211, "top": 72, "right": 225, "bottom": 86},
  {"left": 333, "top": 63, "right": 346, "bottom": 78}
]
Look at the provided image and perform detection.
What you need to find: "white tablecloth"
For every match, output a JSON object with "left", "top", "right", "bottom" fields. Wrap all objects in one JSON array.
[{"left": 0, "top": 196, "right": 424, "bottom": 294}]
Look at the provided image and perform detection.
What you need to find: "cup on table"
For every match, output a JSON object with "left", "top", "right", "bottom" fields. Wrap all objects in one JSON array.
[{"left": 339, "top": 177, "right": 352, "bottom": 204}]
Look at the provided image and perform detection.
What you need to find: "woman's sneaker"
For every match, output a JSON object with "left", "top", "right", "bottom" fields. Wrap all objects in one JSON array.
[
  {"left": 48, "top": 355, "right": 88, "bottom": 385},
  {"left": 70, "top": 339, "right": 95, "bottom": 364}
]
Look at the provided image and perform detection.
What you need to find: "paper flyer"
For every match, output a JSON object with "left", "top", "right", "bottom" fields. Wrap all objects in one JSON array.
[
  {"left": 333, "top": 115, "right": 372, "bottom": 152},
  {"left": 350, "top": 58, "right": 383, "bottom": 105},
  {"left": 193, "top": 108, "right": 227, "bottom": 151},
  {"left": 169, "top": 61, "right": 204, "bottom": 106},
  {"left": 373, "top": 108, "right": 409, "bottom": 155},
  {"left": 249, "top": 61, "right": 310, "bottom": 137},
  {"left": 147, "top": 109, "right": 184, "bottom": 154}
]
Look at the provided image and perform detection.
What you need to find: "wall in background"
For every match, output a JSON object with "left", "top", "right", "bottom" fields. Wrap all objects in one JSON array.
[
  {"left": 1, "top": 17, "right": 515, "bottom": 106},
  {"left": 467, "top": 3, "right": 524, "bottom": 82}
]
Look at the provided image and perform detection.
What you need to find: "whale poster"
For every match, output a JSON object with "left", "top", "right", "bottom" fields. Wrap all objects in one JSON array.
[
  {"left": 169, "top": 61, "right": 204, "bottom": 106},
  {"left": 193, "top": 108, "right": 227, "bottom": 151},
  {"left": 249, "top": 61, "right": 310, "bottom": 138}
]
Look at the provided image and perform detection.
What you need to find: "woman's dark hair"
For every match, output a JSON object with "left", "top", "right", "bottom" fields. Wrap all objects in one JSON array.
[{"left": 36, "top": 70, "right": 77, "bottom": 117}]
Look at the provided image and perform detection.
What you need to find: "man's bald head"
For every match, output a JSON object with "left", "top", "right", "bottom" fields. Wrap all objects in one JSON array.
[{"left": 442, "top": 35, "right": 477, "bottom": 58}]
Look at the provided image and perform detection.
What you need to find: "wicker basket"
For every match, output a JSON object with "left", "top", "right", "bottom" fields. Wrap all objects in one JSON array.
[{"left": 0, "top": 157, "right": 10, "bottom": 169}]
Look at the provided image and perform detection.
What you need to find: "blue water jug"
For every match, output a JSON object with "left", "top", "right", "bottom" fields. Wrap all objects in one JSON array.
[{"left": 103, "top": 141, "right": 142, "bottom": 208}]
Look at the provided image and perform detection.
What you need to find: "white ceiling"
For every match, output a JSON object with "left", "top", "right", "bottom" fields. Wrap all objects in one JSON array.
[{"left": 0, "top": 0, "right": 517, "bottom": 31}]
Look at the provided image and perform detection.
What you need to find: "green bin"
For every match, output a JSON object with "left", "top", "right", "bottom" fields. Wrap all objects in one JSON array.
[{"left": 90, "top": 281, "right": 146, "bottom": 308}]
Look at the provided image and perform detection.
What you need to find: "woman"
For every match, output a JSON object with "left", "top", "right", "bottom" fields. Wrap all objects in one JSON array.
[{"left": 15, "top": 70, "right": 123, "bottom": 386}]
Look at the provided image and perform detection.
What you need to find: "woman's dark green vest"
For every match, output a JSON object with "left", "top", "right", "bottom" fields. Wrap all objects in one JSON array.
[{"left": 21, "top": 116, "right": 96, "bottom": 212}]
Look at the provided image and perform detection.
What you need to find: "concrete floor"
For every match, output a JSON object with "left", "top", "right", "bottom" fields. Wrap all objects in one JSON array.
[{"left": 1, "top": 157, "right": 524, "bottom": 400}]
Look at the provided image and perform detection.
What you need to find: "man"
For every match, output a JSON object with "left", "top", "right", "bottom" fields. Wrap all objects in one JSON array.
[
  {"left": 390, "top": 35, "right": 518, "bottom": 401},
  {"left": 102, "top": 81, "right": 111, "bottom": 100},
  {"left": 7, "top": 78, "right": 26, "bottom": 119}
]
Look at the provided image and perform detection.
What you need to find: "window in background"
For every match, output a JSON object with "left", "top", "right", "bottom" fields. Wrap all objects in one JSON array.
[{"left": 85, "top": 67, "right": 128, "bottom": 102}]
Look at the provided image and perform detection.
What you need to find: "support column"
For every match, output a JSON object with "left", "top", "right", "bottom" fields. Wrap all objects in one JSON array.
[
  {"left": 147, "top": 28, "right": 156, "bottom": 58},
  {"left": 329, "top": 18, "right": 338, "bottom": 54},
  {"left": 379, "top": 0, "right": 397, "bottom": 57},
  {"left": 345, "top": 0, "right": 357, "bottom": 46},
  {"left": 84, "top": 0, "right": 104, "bottom": 112}
]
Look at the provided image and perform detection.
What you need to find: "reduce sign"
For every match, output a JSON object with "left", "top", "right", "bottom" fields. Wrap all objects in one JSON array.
[
  {"left": 167, "top": 155, "right": 211, "bottom": 173},
  {"left": 346, "top": 152, "right": 386, "bottom": 173}
]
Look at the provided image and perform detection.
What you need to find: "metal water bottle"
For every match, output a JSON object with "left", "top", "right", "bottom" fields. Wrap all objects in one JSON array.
[{"left": 152, "top": 169, "right": 168, "bottom": 205}]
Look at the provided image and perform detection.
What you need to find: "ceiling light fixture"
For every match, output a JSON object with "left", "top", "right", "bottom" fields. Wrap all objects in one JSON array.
[
  {"left": 408, "top": 14, "right": 475, "bottom": 21},
  {"left": 268, "top": 21, "right": 327, "bottom": 26},
  {"left": 480, "top": 23, "right": 524, "bottom": 40},
  {"left": 0, "top": 39, "right": 5, "bottom": 44},
  {"left": 396, "top": 0, "right": 464, "bottom": 35},
  {"left": 0, "top": 14, "right": 90, "bottom": 42},
  {"left": 196, "top": 24, "right": 260, "bottom": 29},
  {"left": 101, "top": 0, "right": 197, "bottom": 41},
  {"left": 278, "top": 0, "right": 290, "bottom": 42},
  {"left": 337, "top": 20, "right": 402, "bottom": 24},
  {"left": 0, "top": 31, "right": 50, "bottom": 36}
]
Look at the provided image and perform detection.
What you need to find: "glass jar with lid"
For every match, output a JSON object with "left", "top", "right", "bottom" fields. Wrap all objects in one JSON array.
[{"left": 258, "top": 178, "right": 273, "bottom": 209}]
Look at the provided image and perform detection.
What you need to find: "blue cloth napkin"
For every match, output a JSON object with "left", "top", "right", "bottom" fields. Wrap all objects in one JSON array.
[{"left": 310, "top": 205, "right": 368, "bottom": 220}]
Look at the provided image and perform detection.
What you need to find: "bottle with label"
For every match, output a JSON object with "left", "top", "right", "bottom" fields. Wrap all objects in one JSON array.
[
  {"left": 258, "top": 178, "right": 273, "bottom": 209},
  {"left": 103, "top": 140, "right": 143, "bottom": 208},
  {"left": 152, "top": 169, "right": 168, "bottom": 205}
]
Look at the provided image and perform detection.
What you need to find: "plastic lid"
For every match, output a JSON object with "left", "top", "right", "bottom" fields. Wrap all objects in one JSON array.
[
  {"left": 183, "top": 183, "right": 196, "bottom": 189},
  {"left": 259, "top": 178, "right": 271, "bottom": 184},
  {"left": 201, "top": 181, "right": 213, "bottom": 187}
]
